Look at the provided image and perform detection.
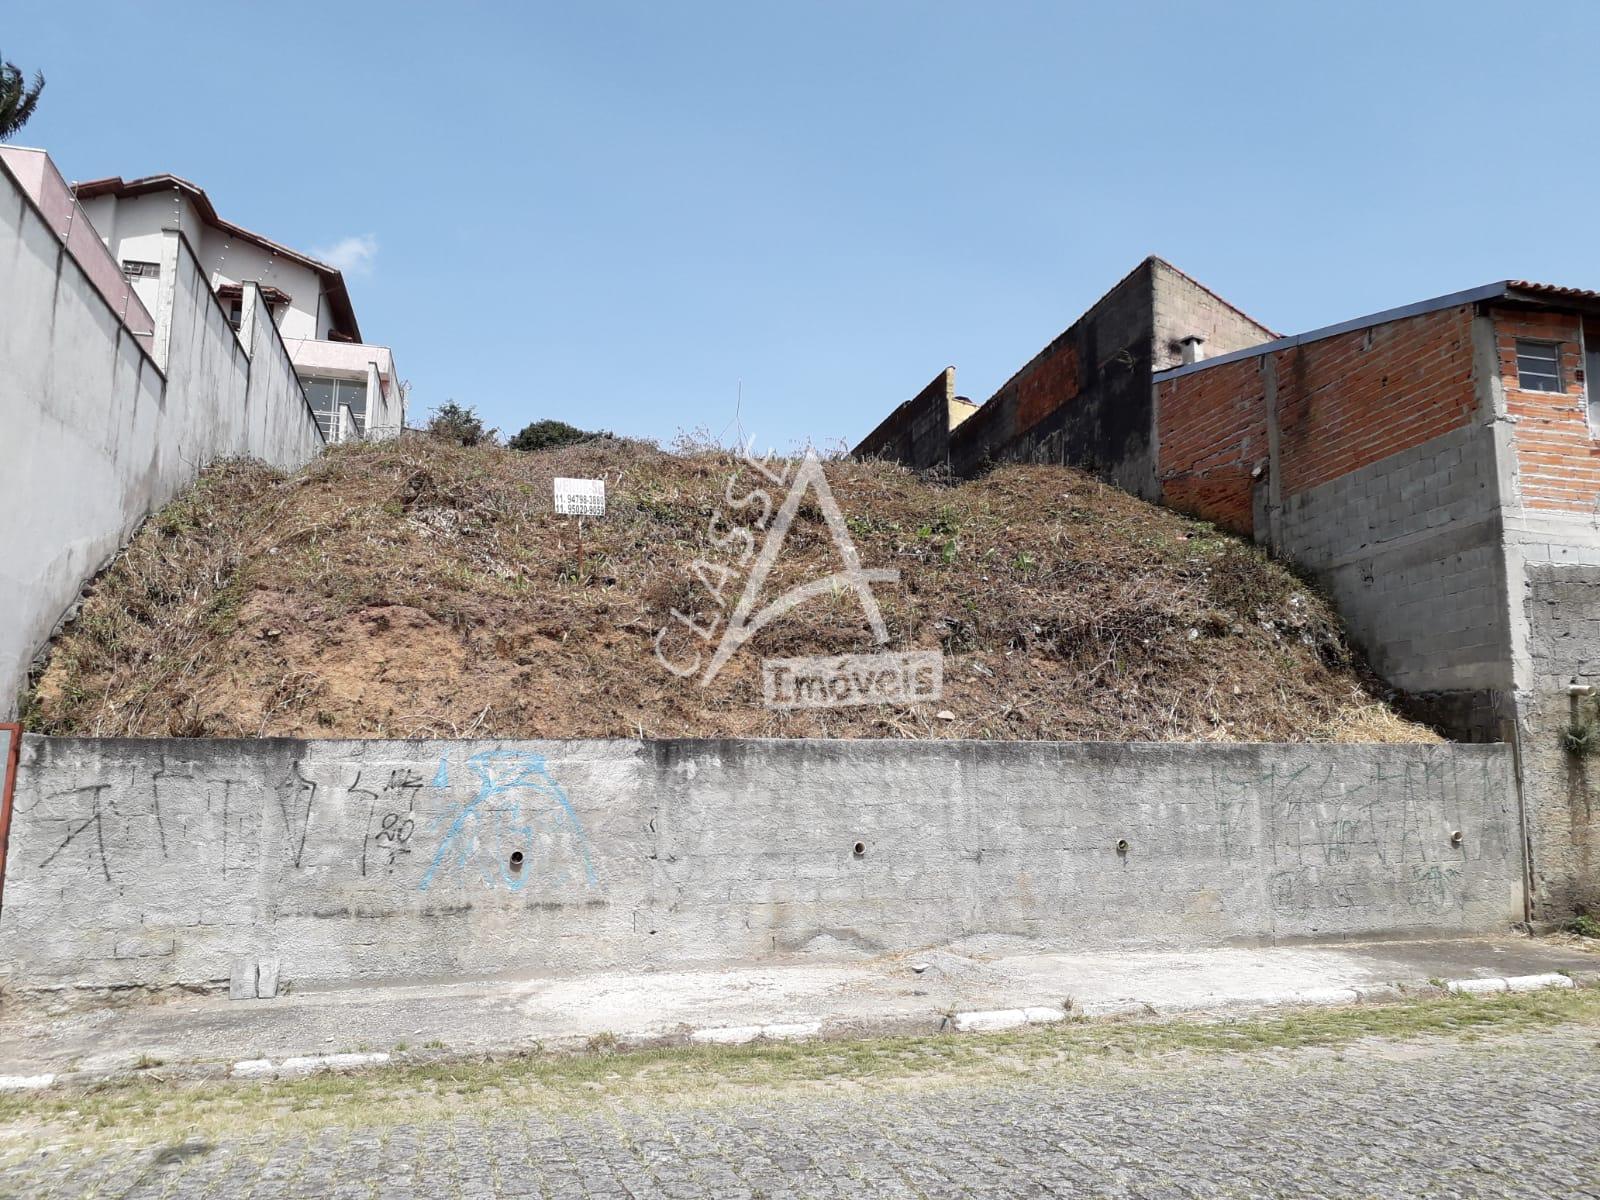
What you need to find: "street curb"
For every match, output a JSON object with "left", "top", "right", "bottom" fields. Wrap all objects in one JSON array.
[
  {"left": 689, "top": 1022, "right": 822, "bottom": 1046},
  {"left": 949, "top": 1006, "right": 1067, "bottom": 1033},
  {"left": 229, "top": 1052, "right": 391, "bottom": 1079},
  {"left": 4, "top": 970, "right": 1594, "bottom": 1093},
  {"left": 0, "top": 1074, "right": 54, "bottom": 1093},
  {"left": 1445, "top": 972, "right": 1575, "bottom": 996}
]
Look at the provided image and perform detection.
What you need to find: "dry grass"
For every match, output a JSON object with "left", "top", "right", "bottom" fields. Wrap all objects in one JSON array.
[
  {"left": 26, "top": 434, "right": 1436, "bottom": 743},
  {"left": 1, "top": 988, "right": 1592, "bottom": 1148}
]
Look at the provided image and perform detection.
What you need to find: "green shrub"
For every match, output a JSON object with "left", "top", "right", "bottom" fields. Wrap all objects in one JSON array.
[
  {"left": 425, "top": 402, "right": 495, "bottom": 446},
  {"left": 508, "top": 419, "right": 604, "bottom": 453},
  {"left": 1566, "top": 914, "right": 1600, "bottom": 939}
]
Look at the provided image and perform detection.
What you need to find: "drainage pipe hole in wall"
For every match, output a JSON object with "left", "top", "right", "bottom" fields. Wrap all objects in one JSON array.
[
  {"left": 509, "top": 850, "right": 525, "bottom": 873},
  {"left": 852, "top": 842, "right": 866, "bottom": 858},
  {"left": 1115, "top": 838, "right": 1130, "bottom": 855}
]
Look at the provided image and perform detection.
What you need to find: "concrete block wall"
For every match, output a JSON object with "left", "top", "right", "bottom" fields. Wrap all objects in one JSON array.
[
  {"left": 1279, "top": 421, "right": 1510, "bottom": 700},
  {"left": 852, "top": 368, "right": 967, "bottom": 471},
  {"left": 1520, "top": 560, "right": 1600, "bottom": 914},
  {"left": 0, "top": 153, "right": 325, "bottom": 718},
  {"left": 1490, "top": 305, "right": 1600, "bottom": 916},
  {"left": 0, "top": 736, "right": 1524, "bottom": 993},
  {"left": 240, "top": 282, "right": 330, "bottom": 462},
  {"left": 0, "top": 148, "right": 156, "bottom": 356},
  {"left": 1272, "top": 306, "right": 1478, "bottom": 498},
  {"left": 851, "top": 258, "right": 1272, "bottom": 496},
  {"left": 1150, "top": 258, "right": 1276, "bottom": 372},
  {"left": 1155, "top": 306, "right": 1508, "bottom": 711},
  {"left": 1497, "top": 510, "right": 1600, "bottom": 916},
  {"left": 1152, "top": 294, "right": 1600, "bottom": 918},
  {"left": 948, "top": 258, "right": 1157, "bottom": 490}
]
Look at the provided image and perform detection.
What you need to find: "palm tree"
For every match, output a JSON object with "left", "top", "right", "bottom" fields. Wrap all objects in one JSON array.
[{"left": 0, "top": 55, "right": 44, "bottom": 142}]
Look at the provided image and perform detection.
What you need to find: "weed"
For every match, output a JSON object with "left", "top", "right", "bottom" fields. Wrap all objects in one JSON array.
[
  {"left": 1565, "top": 915, "right": 1600, "bottom": 939},
  {"left": 1564, "top": 721, "right": 1600, "bottom": 756}
]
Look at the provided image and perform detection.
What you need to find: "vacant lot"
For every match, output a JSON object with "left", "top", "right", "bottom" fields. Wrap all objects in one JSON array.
[{"left": 30, "top": 435, "right": 1432, "bottom": 743}]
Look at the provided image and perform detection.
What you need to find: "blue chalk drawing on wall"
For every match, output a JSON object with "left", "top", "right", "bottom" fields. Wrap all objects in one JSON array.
[{"left": 418, "top": 749, "right": 598, "bottom": 893}]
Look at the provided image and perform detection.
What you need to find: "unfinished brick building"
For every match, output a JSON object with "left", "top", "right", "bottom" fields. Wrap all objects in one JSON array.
[
  {"left": 853, "top": 257, "right": 1275, "bottom": 494},
  {"left": 1155, "top": 280, "right": 1600, "bottom": 918},
  {"left": 856, "top": 266, "right": 1600, "bottom": 918}
]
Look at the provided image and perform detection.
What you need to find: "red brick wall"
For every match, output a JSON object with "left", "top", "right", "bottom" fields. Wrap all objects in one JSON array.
[
  {"left": 1156, "top": 355, "right": 1266, "bottom": 534},
  {"left": 1495, "top": 307, "right": 1600, "bottom": 511},
  {"left": 1273, "top": 306, "right": 1475, "bottom": 496},
  {"left": 1156, "top": 306, "right": 1477, "bottom": 533},
  {"left": 1014, "top": 342, "right": 1079, "bottom": 434}
]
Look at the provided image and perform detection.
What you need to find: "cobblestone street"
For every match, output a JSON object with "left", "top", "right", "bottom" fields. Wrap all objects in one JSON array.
[{"left": 3, "top": 1017, "right": 1597, "bottom": 1199}]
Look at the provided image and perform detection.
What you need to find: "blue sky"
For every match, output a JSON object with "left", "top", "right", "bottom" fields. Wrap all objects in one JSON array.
[{"left": 8, "top": 1, "right": 1597, "bottom": 450}]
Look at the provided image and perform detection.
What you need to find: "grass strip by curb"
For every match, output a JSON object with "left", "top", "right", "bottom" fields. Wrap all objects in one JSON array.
[{"left": 2, "top": 985, "right": 1596, "bottom": 1154}]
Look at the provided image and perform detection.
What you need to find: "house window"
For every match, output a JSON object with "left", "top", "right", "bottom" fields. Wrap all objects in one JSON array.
[
  {"left": 298, "top": 375, "right": 368, "bottom": 439},
  {"left": 227, "top": 298, "right": 243, "bottom": 331},
  {"left": 301, "top": 377, "right": 337, "bottom": 437},
  {"left": 1515, "top": 340, "right": 1563, "bottom": 392},
  {"left": 121, "top": 259, "right": 160, "bottom": 279}
]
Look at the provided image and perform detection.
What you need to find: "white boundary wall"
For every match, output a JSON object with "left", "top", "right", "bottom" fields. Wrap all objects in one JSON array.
[{"left": 0, "top": 154, "right": 325, "bottom": 717}]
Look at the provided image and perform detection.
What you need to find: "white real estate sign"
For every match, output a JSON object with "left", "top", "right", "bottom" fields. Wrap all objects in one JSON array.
[{"left": 553, "top": 477, "right": 606, "bottom": 517}]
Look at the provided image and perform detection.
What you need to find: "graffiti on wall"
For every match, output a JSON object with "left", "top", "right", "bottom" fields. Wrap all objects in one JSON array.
[
  {"left": 1205, "top": 756, "right": 1515, "bottom": 919},
  {"left": 418, "top": 749, "right": 598, "bottom": 893},
  {"left": 17, "top": 747, "right": 600, "bottom": 899},
  {"left": 351, "top": 767, "right": 426, "bottom": 877}
]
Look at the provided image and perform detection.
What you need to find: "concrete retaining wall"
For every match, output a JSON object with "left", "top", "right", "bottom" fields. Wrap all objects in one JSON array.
[
  {"left": 0, "top": 737, "right": 1525, "bottom": 993},
  {"left": 0, "top": 154, "right": 324, "bottom": 718}
]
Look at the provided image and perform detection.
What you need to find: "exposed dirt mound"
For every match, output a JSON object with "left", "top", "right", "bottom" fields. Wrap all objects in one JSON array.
[{"left": 28, "top": 435, "right": 1434, "bottom": 743}]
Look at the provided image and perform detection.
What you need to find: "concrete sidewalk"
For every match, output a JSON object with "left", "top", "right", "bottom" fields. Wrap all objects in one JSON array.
[{"left": 1, "top": 935, "right": 1595, "bottom": 1085}]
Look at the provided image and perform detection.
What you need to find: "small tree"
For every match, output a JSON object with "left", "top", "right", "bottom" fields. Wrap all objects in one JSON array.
[
  {"left": 508, "top": 419, "right": 601, "bottom": 452},
  {"left": 0, "top": 55, "right": 44, "bottom": 142},
  {"left": 425, "top": 401, "right": 495, "bottom": 446}
]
